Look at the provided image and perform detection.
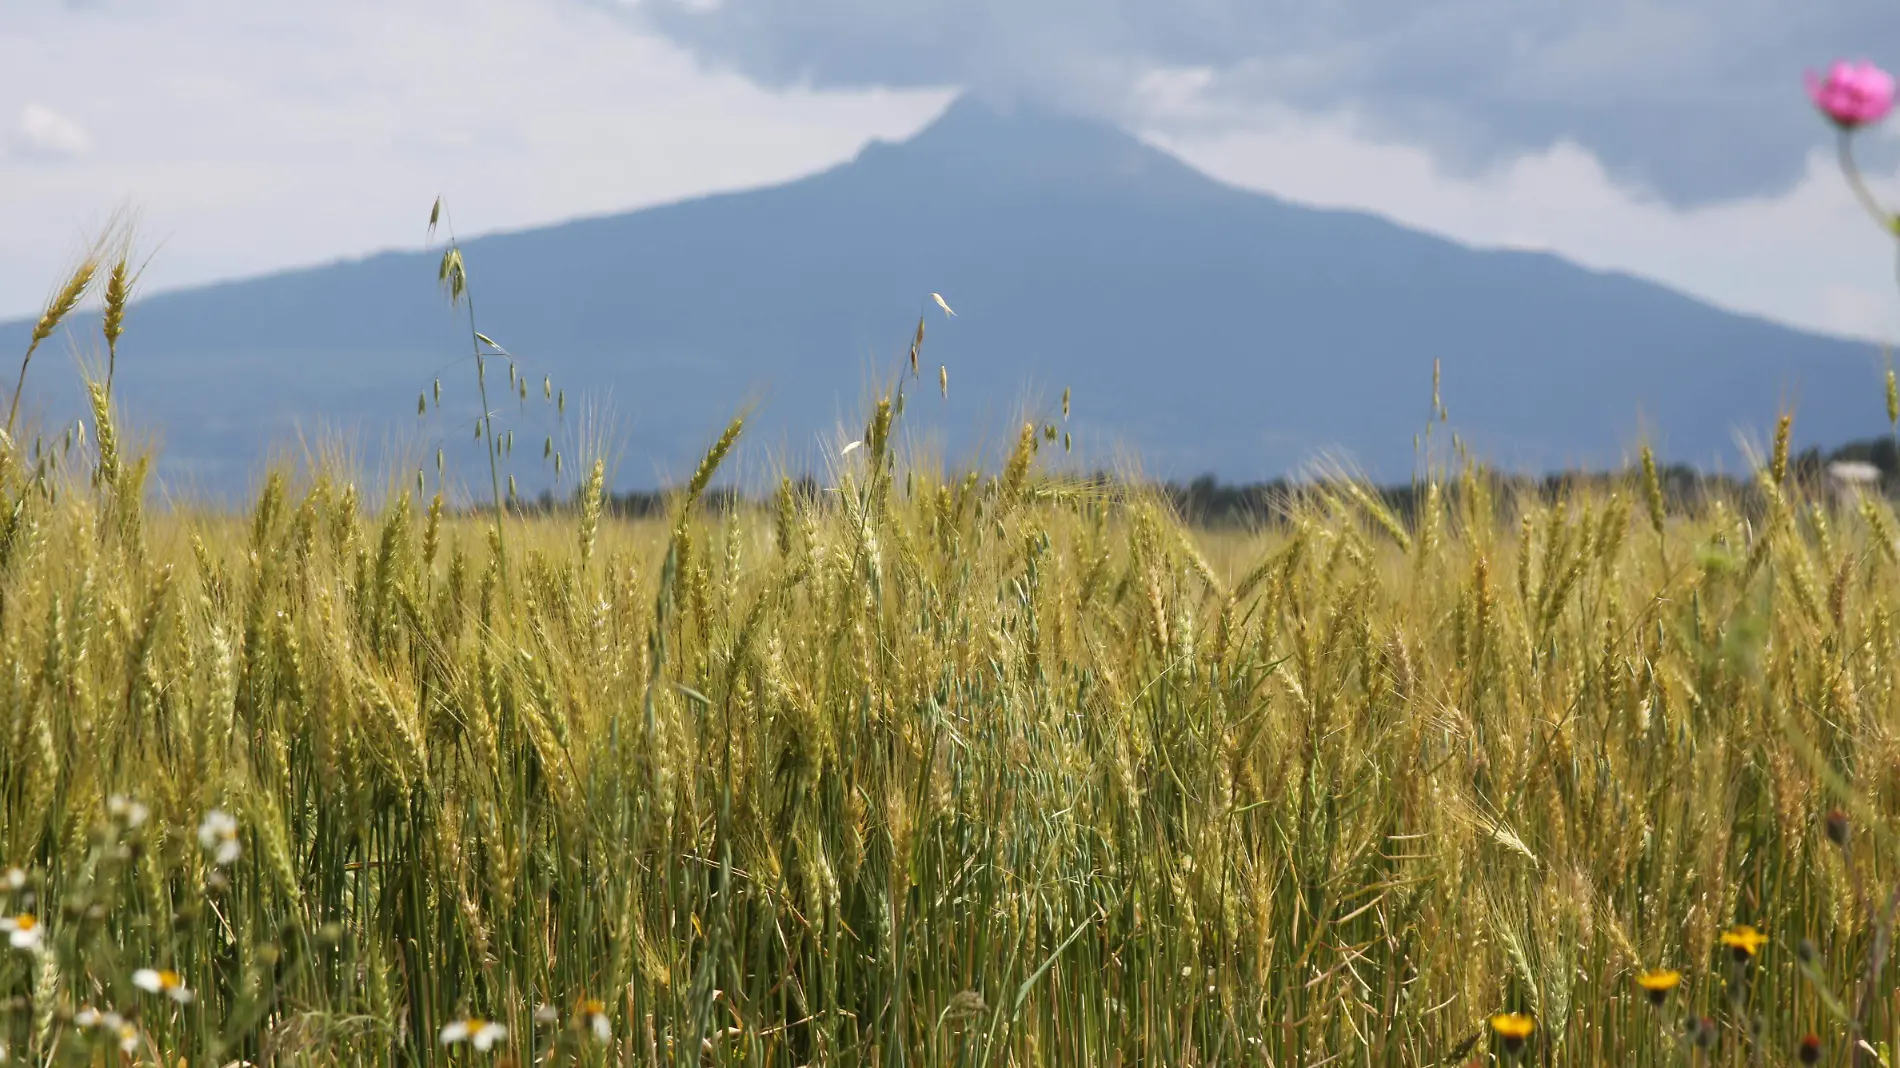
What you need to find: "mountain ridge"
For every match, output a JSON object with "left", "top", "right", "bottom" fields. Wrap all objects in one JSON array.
[{"left": 0, "top": 97, "right": 1884, "bottom": 495}]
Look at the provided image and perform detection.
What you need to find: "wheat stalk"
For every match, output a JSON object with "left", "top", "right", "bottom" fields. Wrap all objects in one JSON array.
[{"left": 7, "top": 249, "right": 101, "bottom": 436}]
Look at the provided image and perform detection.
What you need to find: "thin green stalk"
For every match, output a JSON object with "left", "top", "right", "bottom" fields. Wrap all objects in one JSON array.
[
  {"left": 462, "top": 268, "right": 510, "bottom": 585},
  {"left": 1838, "top": 130, "right": 1898, "bottom": 235}
]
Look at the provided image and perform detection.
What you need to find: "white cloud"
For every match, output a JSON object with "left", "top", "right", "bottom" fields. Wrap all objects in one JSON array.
[
  {"left": 628, "top": 0, "right": 1900, "bottom": 204},
  {"left": 1138, "top": 87, "right": 1900, "bottom": 343},
  {"left": 1, "top": 0, "right": 1896, "bottom": 349},
  {"left": 14, "top": 103, "right": 92, "bottom": 159},
  {"left": 0, "top": 0, "right": 949, "bottom": 318}
]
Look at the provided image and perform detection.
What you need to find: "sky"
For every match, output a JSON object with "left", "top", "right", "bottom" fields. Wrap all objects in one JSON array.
[{"left": 4, "top": 0, "right": 1900, "bottom": 341}]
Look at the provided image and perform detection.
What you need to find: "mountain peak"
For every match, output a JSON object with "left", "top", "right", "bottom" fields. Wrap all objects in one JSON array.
[
  {"left": 907, "top": 95, "right": 1114, "bottom": 143},
  {"left": 2, "top": 89, "right": 1876, "bottom": 493},
  {"left": 850, "top": 94, "right": 1212, "bottom": 195}
]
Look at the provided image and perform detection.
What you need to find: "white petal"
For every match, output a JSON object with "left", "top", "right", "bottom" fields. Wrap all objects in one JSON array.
[
  {"left": 198, "top": 810, "right": 237, "bottom": 850},
  {"left": 133, "top": 969, "right": 161, "bottom": 992},
  {"left": 439, "top": 1022, "right": 470, "bottom": 1044},
  {"left": 592, "top": 1014, "right": 612, "bottom": 1042}
]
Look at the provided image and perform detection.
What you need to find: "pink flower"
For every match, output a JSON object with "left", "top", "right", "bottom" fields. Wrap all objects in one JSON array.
[{"left": 1807, "top": 60, "right": 1896, "bottom": 129}]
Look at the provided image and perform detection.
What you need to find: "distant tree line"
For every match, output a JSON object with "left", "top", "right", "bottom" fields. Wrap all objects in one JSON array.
[
  {"left": 1166, "top": 436, "right": 1897, "bottom": 527},
  {"left": 502, "top": 437, "right": 1898, "bottom": 528}
]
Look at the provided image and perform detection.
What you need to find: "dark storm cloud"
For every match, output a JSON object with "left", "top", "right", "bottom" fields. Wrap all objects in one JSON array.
[{"left": 623, "top": 0, "right": 1900, "bottom": 204}]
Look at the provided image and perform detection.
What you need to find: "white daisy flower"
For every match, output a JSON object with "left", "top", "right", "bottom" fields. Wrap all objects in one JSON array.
[
  {"left": 107, "top": 795, "right": 149, "bottom": 829},
  {"left": 577, "top": 999, "right": 611, "bottom": 1042},
  {"left": 74, "top": 1006, "right": 102, "bottom": 1029},
  {"left": 440, "top": 1018, "right": 507, "bottom": 1051},
  {"left": 115, "top": 1021, "right": 140, "bottom": 1054},
  {"left": 197, "top": 810, "right": 240, "bottom": 866},
  {"left": 0, "top": 868, "right": 23, "bottom": 893},
  {"left": 0, "top": 913, "right": 42, "bottom": 952},
  {"left": 132, "top": 968, "right": 194, "bottom": 1004}
]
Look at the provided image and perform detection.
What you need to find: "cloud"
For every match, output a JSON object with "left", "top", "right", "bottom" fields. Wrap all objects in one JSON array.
[
  {"left": 14, "top": 103, "right": 93, "bottom": 159},
  {"left": 1146, "top": 93, "right": 1900, "bottom": 343},
  {"left": 626, "top": 0, "right": 1900, "bottom": 206},
  {"left": 1, "top": 0, "right": 1896, "bottom": 348},
  {"left": 0, "top": 0, "right": 947, "bottom": 319}
]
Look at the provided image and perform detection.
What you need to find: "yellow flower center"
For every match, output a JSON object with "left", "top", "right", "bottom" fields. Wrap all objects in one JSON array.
[
  {"left": 1637, "top": 969, "right": 1681, "bottom": 991},
  {"left": 14, "top": 914, "right": 36, "bottom": 931},
  {"left": 1720, "top": 926, "right": 1768, "bottom": 958},
  {"left": 1489, "top": 1013, "right": 1535, "bottom": 1039}
]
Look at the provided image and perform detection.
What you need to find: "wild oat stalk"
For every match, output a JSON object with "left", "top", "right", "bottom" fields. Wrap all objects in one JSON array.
[{"left": 429, "top": 198, "right": 510, "bottom": 584}]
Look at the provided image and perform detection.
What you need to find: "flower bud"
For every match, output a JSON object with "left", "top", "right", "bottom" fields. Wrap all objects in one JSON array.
[{"left": 1808, "top": 61, "right": 1897, "bottom": 129}]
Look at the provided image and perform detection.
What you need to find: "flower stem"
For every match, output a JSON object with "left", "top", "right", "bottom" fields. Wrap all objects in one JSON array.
[{"left": 1838, "top": 130, "right": 1898, "bottom": 233}]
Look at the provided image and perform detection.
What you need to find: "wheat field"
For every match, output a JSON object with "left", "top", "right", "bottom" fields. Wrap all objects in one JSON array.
[{"left": 0, "top": 338, "right": 1894, "bottom": 1067}]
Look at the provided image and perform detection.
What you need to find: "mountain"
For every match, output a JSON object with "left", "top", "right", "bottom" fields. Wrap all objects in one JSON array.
[{"left": 1, "top": 97, "right": 1887, "bottom": 495}]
